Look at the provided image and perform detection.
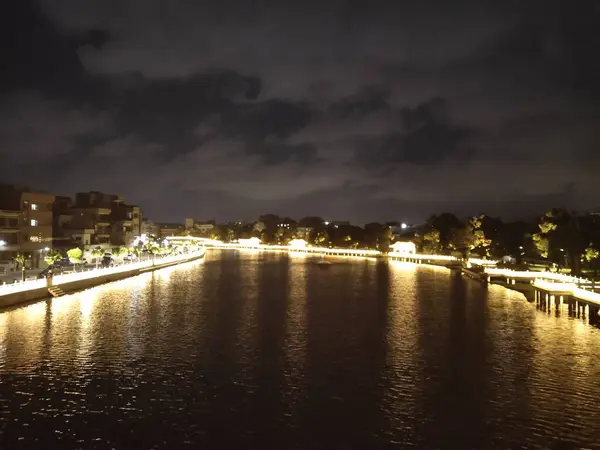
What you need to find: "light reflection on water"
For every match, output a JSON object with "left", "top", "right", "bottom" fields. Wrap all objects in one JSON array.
[{"left": 1, "top": 251, "right": 600, "bottom": 449}]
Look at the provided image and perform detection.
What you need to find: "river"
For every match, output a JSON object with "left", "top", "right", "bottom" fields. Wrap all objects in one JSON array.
[{"left": 1, "top": 250, "right": 600, "bottom": 449}]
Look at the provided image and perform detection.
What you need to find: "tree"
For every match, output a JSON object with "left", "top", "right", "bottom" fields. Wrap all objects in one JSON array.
[
  {"left": 314, "top": 230, "right": 329, "bottom": 247},
  {"left": 450, "top": 226, "right": 474, "bottom": 260},
  {"left": 416, "top": 229, "right": 441, "bottom": 253},
  {"left": 363, "top": 223, "right": 389, "bottom": 250},
  {"left": 492, "top": 220, "right": 532, "bottom": 262},
  {"left": 468, "top": 215, "right": 492, "bottom": 257},
  {"left": 298, "top": 216, "right": 325, "bottom": 229},
  {"left": 377, "top": 228, "right": 392, "bottom": 253},
  {"left": 533, "top": 211, "right": 558, "bottom": 259},
  {"left": 529, "top": 209, "right": 588, "bottom": 274},
  {"left": 114, "top": 246, "right": 129, "bottom": 261},
  {"left": 429, "top": 213, "right": 462, "bottom": 252},
  {"left": 217, "top": 225, "right": 234, "bottom": 242},
  {"left": 91, "top": 247, "right": 104, "bottom": 268},
  {"left": 275, "top": 226, "right": 292, "bottom": 245},
  {"left": 583, "top": 247, "right": 600, "bottom": 278},
  {"left": 253, "top": 221, "right": 266, "bottom": 235},
  {"left": 44, "top": 249, "right": 63, "bottom": 266},
  {"left": 13, "top": 253, "right": 29, "bottom": 281},
  {"left": 532, "top": 234, "right": 550, "bottom": 259},
  {"left": 67, "top": 247, "right": 83, "bottom": 271}
]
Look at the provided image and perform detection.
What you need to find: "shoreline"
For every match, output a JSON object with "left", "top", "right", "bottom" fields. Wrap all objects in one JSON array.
[{"left": 0, "top": 250, "right": 206, "bottom": 309}]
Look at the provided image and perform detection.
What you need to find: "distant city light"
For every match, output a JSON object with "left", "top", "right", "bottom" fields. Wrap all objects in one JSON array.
[
  {"left": 324, "top": 221, "right": 330, "bottom": 225},
  {"left": 401, "top": 223, "right": 408, "bottom": 229},
  {"left": 0, "top": 240, "right": 6, "bottom": 247}
]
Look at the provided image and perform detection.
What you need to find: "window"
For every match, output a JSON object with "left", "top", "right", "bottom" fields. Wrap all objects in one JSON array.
[
  {"left": 31, "top": 204, "right": 38, "bottom": 211},
  {"left": 30, "top": 219, "right": 38, "bottom": 226}
]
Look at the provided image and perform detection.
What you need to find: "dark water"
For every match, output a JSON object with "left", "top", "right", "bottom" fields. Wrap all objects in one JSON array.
[{"left": 1, "top": 250, "right": 600, "bottom": 449}]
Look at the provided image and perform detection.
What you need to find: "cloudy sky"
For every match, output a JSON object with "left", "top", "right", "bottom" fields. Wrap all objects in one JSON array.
[{"left": 1, "top": 0, "right": 599, "bottom": 223}]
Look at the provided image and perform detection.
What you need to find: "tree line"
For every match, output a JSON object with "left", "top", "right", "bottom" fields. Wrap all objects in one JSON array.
[{"left": 186, "top": 210, "right": 600, "bottom": 277}]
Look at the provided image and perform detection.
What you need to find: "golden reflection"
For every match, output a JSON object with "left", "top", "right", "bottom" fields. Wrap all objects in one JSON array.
[
  {"left": 526, "top": 295, "right": 600, "bottom": 421},
  {"left": 77, "top": 290, "right": 99, "bottom": 365},
  {"left": 236, "top": 249, "right": 260, "bottom": 356},
  {"left": 153, "top": 257, "right": 205, "bottom": 282},
  {"left": 288, "top": 250, "right": 307, "bottom": 259},
  {"left": 284, "top": 258, "right": 307, "bottom": 391},
  {"left": 50, "top": 294, "right": 78, "bottom": 319},
  {"left": 0, "top": 301, "right": 48, "bottom": 369},
  {"left": 80, "top": 289, "right": 98, "bottom": 321},
  {"left": 383, "top": 261, "right": 420, "bottom": 428},
  {"left": 0, "top": 311, "right": 8, "bottom": 364}
]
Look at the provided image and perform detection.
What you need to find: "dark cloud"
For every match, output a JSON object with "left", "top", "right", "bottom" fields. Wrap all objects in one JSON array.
[
  {"left": 357, "top": 98, "right": 475, "bottom": 167},
  {"left": 1, "top": 0, "right": 599, "bottom": 222},
  {"left": 330, "top": 85, "right": 391, "bottom": 119}
]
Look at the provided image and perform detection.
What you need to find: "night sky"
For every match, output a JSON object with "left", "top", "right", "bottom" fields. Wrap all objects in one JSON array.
[{"left": 2, "top": 0, "right": 599, "bottom": 223}]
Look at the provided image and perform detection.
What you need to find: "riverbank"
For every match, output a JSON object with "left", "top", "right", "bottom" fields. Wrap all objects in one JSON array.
[{"left": 0, "top": 249, "right": 206, "bottom": 309}]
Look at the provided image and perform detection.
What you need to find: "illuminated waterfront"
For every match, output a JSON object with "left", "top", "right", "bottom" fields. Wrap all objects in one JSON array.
[{"left": 1, "top": 251, "right": 600, "bottom": 449}]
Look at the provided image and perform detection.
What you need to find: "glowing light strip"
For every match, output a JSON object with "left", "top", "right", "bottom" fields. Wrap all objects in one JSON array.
[
  {"left": 0, "top": 278, "right": 47, "bottom": 296},
  {"left": 485, "top": 268, "right": 592, "bottom": 284},
  {"left": 572, "top": 287, "right": 600, "bottom": 304},
  {"left": 0, "top": 249, "right": 205, "bottom": 297},
  {"left": 468, "top": 258, "right": 497, "bottom": 266},
  {"left": 163, "top": 235, "right": 500, "bottom": 264},
  {"left": 532, "top": 279, "right": 578, "bottom": 292}
]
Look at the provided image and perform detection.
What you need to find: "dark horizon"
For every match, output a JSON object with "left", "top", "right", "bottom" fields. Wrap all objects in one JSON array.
[{"left": 2, "top": 0, "right": 599, "bottom": 223}]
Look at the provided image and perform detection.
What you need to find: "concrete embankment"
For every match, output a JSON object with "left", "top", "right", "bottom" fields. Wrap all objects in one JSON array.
[{"left": 0, "top": 252, "right": 205, "bottom": 309}]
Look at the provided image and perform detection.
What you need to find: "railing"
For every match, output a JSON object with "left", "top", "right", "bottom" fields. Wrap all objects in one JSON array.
[
  {"left": 484, "top": 268, "right": 594, "bottom": 285},
  {"left": 0, "top": 249, "right": 206, "bottom": 297},
  {"left": 532, "top": 279, "right": 600, "bottom": 305}
]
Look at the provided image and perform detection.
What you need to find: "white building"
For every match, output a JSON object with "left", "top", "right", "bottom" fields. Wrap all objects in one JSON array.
[
  {"left": 390, "top": 241, "right": 416, "bottom": 254},
  {"left": 237, "top": 237, "right": 261, "bottom": 247}
]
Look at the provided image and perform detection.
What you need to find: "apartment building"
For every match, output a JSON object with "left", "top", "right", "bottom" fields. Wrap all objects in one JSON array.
[
  {"left": 0, "top": 184, "right": 55, "bottom": 268},
  {"left": 0, "top": 209, "right": 22, "bottom": 264},
  {"left": 141, "top": 219, "right": 159, "bottom": 238},
  {"left": 54, "top": 191, "right": 142, "bottom": 248}
]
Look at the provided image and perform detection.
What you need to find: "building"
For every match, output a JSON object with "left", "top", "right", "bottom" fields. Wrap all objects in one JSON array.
[
  {"left": 54, "top": 191, "right": 142, "bottom": 248},
  {"left": 0, "top": 209, "right": 22, "bottom": 267},
  {"left": 111, "top": 203, "right": 142, "bottom": 246},
  {"left": 0, "top": 184, "right": 55, "bottom": 268},
  {"left": 158, "top": 223, "right": 185, "bottom": 238},
  {"left": 390, "top": 241, "right": 416, "bottom": 254},
  {"left": 141, "top": 219, "right": 159, "bottom": 238},
  {"left": 184, "top": 218, "right": 216, "bottom": 235}
]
